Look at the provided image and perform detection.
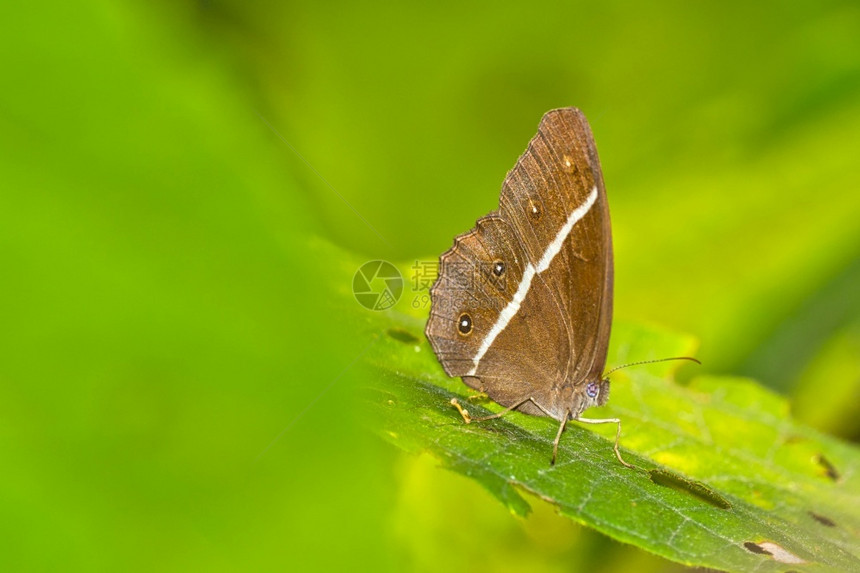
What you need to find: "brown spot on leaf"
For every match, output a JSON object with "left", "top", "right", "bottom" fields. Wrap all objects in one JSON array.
[
  {"left": 649, "top": 469, "right": 731, "bottom": 510},
  {"left": 808, "top": 511, "right": 836, "bottom": 527},
  {"left": 387, "top": 328, "right": 419, "bottom": 344},
  {"left": 814, "top": 453, "right": 840, "bottom": 481},
  {"left": 743, "top": 541, "right": 805, "bottom": 564},
  {"left": 744, "top": 542, "right": 770, "bottom": 555}
]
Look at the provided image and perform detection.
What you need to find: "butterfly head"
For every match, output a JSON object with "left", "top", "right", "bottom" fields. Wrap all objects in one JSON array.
[
  {"left": 584, "top": 379, "right": 611, "bottom": 408},
  {"left": 559, "top": 378, "right": 611, "bottom": 420}
]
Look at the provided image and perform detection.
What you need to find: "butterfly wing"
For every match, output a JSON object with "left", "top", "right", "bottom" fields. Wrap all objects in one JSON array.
[{"left": 425, "top": 108, "right": 612, "bottom": 420}]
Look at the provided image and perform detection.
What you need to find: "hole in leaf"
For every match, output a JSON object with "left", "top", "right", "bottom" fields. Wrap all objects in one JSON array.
[
  {"left": 814, "top": 453, "right": 840, "bottom": 481},
  {"left": 648, "top": 469, "right": 731, "bottom": 510},
  {"left": 743, "top": 541, "right": 805, "bottom": 564},
  {"left": 808, "top": 511, "right": 836, "bottom": 527},
  {"left": 387, "top": 328, "right": 419, "bottom": 344}
]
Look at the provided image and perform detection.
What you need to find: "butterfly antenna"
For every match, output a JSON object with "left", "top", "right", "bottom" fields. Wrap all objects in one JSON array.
[{"left": 603, "top": 356, "right": 701, "bottom": 379}]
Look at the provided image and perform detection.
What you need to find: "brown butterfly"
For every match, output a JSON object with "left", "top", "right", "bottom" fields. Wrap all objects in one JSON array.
[{"left": 425, "top": 108, "right": 694, "bottom": 466}]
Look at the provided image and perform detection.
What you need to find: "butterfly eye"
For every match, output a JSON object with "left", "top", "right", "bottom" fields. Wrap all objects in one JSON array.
[
  {"left": 586, "top": 382, "right": 599, "bottom": 398},
  {"left": 562, "top": 154, "right": 579, "bottom": 175},
  {"left": 457, "top": 313, "right": 473, "bottom": 336},
  {"left": 492, "top": 260, "right": 505, "bottom": 277}
]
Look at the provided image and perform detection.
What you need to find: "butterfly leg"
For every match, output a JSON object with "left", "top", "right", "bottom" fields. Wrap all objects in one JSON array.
[
  {"left": 453, "top": 397, "right": 567, "bottom": 466},
  {"left": 449, "top": 398, "right": 472, "bottom": 423},
  {"left": 551, "top": 412, "right": 570, "bottom": 465},
  {"left": 468, "top": 396, "right": 540, "bottom": 422},
  {"left": 576, "top": 417, "right": 635, "bottom": 469}
]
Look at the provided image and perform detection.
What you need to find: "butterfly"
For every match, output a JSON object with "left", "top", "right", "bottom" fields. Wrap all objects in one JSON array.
[{"left": 425, "top": 108, "right": 696, "bottom": 465}]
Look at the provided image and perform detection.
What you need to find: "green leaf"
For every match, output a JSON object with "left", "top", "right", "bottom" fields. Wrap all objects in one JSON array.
[{"left": 353, "top": 285, "right": 860, "bottom": 572}]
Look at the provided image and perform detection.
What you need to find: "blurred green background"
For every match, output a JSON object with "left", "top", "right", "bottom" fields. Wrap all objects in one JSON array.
[{"left": 1, "top": 1, "right": 858, "bottom": 571}]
